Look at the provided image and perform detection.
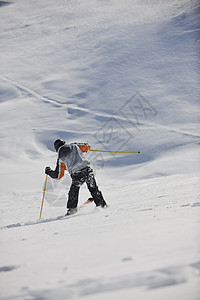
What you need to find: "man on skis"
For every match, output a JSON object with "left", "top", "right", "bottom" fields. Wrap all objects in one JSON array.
[{"left": 45, "top": 139, "right": 107, "bottom": 215}]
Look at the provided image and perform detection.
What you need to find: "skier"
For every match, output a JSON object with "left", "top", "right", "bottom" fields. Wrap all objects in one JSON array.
[{"left": 45, "top": 139, "right": 107, "bottom": 215}]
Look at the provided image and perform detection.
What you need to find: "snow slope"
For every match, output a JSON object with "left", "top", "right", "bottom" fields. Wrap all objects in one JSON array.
[{"left": 0, "top": 0, "right": 199, "bottom": 299}]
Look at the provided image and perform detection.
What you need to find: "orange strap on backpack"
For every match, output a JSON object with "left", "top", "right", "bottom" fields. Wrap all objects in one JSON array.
[
  {"left": 77, "top": 144, "right": 91, "bottom": 152},
  {"left": 57, "top": 162, "right": 67, "bottom": 180}
]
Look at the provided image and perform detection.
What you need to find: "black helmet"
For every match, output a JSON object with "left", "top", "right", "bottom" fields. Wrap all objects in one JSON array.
[{"left": 54, "top": 139, "right": 65, "bottom": 152}]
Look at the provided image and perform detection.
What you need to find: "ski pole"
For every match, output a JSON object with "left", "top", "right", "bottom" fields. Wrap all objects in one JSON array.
[
  {"left": 90, "top": 149, "right": 141, "bottom": 154},
  {"left": 39, "top": 174, "right": 48, "bottom": 220}
]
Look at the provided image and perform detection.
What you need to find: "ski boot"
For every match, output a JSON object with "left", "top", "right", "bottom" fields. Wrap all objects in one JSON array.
[
  {"left": 96, "top": 200, "right": 108, "bottom": 208},
  {"left": 65, "top": 208, "right": 78, "bottom": 216}
]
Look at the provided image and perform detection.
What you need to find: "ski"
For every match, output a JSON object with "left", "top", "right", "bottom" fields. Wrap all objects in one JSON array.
[
  {"left": 2, "top": 198, "right": 94, "bottom": 229},
  {"left": 79, "top": 197, "right": 94, "bottom": 209},
  {"left": 63, "top": 197, "right": 94, "bottom": 218},
  {"left": 65, "top": 197, "right": 94, "bottom": 217}
]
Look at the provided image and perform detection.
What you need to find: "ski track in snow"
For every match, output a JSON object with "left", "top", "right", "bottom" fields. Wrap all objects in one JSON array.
[
  {"left": 27, "top": 263, "right": 200, "bottom": 300},
  {"left": 0, "top": 74, "right": 140, "bottom": 125}
]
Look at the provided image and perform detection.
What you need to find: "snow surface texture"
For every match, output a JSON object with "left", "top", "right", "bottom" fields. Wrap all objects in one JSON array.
[{"left": 0, "top": 0, "right": 200, "bottom": 299}]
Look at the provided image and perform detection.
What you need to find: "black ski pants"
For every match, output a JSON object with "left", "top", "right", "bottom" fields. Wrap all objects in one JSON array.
[{"left": 67, "top": 166, "right": 105, "bottom": 209}]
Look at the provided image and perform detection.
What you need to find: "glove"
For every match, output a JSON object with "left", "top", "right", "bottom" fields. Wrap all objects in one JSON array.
[{"left": 45, "top": 166, "right": 51, "bottom": 175}]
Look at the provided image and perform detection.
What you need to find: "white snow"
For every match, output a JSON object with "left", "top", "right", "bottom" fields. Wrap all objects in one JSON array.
[{"left": 0, "top": 0, "right": 200, "bottom": 299}]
